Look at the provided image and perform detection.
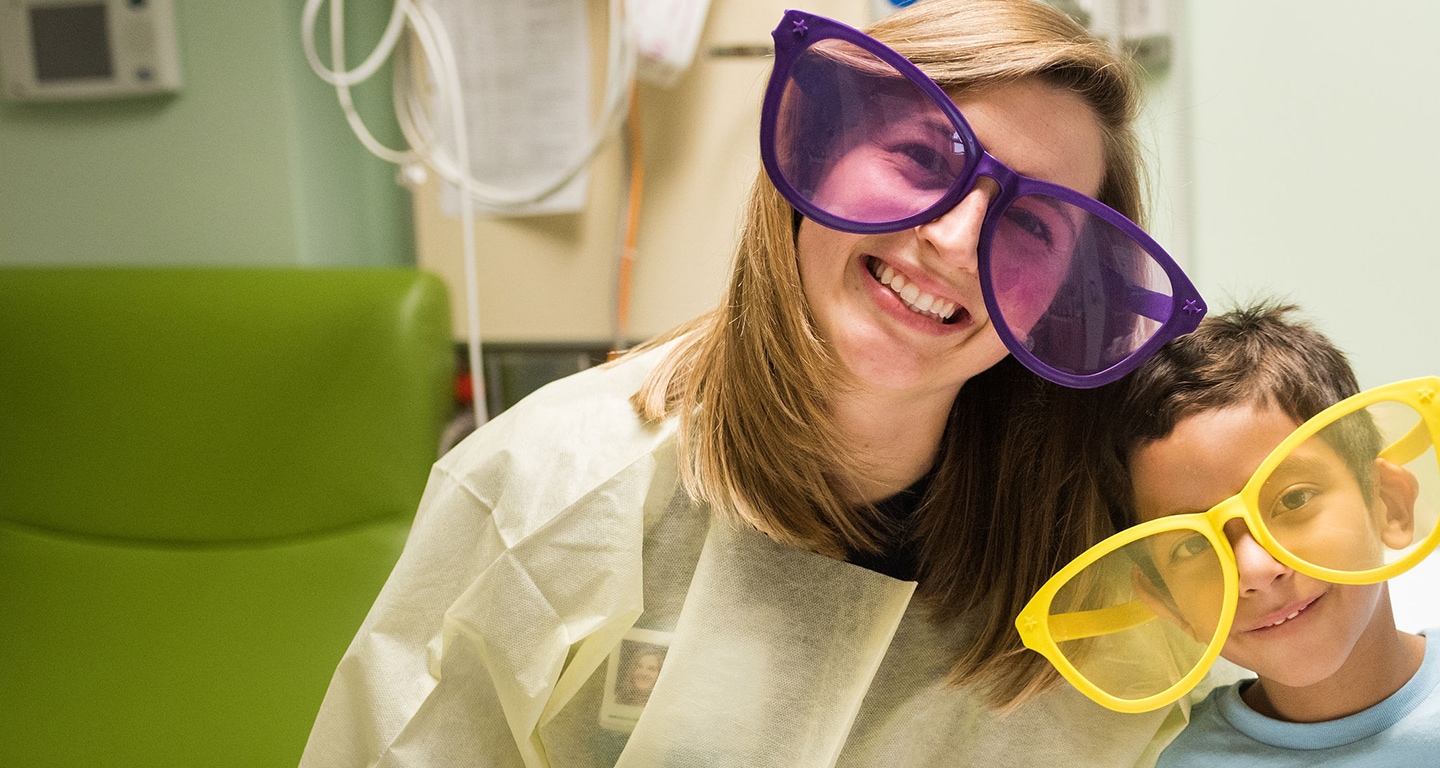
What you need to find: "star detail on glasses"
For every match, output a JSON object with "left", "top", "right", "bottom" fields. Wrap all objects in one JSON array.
[
  {"left": 1183, "top": 299, "right": 1203, "bottom": 315},
  {"left": 1420, "top": 387, "right": 1436, "bottom": 404},
  {"left": 791, "top": 18, "right": 809, "bottom": 38},
  {"left": 1019, "top": 615, "right": 1040, "bottom": 633}
]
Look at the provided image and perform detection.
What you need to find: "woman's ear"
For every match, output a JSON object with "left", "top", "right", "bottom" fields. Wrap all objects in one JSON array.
[{"left": 1373, "top": 458, "right": 1420, "bottom": 550}]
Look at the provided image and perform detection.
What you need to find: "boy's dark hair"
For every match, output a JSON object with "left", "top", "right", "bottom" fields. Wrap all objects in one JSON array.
[{"left": 1100, "top": 300, "right": 1366, "bottom": 523}]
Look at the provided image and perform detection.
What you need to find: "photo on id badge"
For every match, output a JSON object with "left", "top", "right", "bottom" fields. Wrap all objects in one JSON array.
[{"left": 599, "top": 628, "right": 672, "bottom": 732}]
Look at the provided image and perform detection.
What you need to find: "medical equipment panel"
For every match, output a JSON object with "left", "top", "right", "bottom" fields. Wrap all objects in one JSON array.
[{"left": 0, "top": 0, "right": 181, "bottom": 101}]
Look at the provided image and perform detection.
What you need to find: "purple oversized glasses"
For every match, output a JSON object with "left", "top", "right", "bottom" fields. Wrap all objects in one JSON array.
[{"left": 758, "top": 10, "right": 1207, "bottom": 388}]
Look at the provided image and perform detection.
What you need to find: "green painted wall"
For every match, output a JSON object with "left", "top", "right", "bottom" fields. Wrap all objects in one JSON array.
[{"left": 0, "top": 1, "right": 410, "bottom": 267}]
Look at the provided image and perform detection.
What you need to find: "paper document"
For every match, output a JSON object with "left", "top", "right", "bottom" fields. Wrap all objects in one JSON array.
[{"left": 432, "top": 0, "right": 591, "bottom": 216}]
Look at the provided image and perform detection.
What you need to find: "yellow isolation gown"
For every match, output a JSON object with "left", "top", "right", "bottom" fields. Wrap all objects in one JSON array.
[{"left": 299, "top": 343, "right": 1187, "bottom": 768}]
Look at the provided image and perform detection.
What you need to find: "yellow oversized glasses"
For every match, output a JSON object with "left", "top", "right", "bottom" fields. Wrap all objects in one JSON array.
[{"left": 1016, "top": 378, "right": 1440, "bottom": 713}]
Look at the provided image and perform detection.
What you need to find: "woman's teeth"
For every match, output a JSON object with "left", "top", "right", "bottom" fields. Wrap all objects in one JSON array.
[{"left": 869, "top": 259, "right": 957, "bottom": 322}]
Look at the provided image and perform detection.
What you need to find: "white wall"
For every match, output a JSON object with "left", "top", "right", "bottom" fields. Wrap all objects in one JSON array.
[
  {"left": 1183, "top": 1, "right": 1440, "bottom": 386},
  {"left": 1173, "top": 0, "right": 1440, "bottom": 631}
]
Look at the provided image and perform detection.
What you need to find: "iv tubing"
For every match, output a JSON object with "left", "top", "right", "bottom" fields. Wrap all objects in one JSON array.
[
  {"left": 301, "top": 0, "right": 638, "bottom": 425},
  {"left": 301, "top": 0, "right": 637, "bottom": 208},
  {"left": 614, "top": 82, "right": 643, "bottom": 355}
]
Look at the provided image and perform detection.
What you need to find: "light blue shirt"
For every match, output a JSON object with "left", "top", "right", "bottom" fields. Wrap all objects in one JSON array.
[{"left": 1158, "top": 630, "right": 1440, "bottom": 767}]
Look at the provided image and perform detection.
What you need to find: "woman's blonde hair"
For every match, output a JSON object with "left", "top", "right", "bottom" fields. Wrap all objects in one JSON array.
[{"left": 632, "top": 0, "right": 1146, "bottom": 707}]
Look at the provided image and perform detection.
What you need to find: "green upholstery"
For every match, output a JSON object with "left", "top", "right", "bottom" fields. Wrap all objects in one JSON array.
[{"left": 0, "top": 268, "right": 453, "bottom": 767}]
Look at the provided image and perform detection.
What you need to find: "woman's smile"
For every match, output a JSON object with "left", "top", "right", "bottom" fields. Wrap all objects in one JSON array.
[
  {"left": 859, "top": 253, "right": 975, "bottom": 337},
  {"left": 866, "top": 256, "right": 964, "bottom": 324}
]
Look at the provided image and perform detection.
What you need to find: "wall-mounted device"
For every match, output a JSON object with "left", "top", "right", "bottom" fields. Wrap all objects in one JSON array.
[{"left": 0, "top": 0, "right": 182, "bottom": 101}]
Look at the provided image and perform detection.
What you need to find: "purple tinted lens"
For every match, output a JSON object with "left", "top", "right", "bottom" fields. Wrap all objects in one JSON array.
[
  {"left": 990, "top": 194, "right": 1174, "bottom": 377},
  {"left": 773, "top": 40, "right": 965, "bottom": 226}
]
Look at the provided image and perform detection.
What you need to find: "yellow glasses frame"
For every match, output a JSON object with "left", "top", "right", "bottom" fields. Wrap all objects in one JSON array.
[{"left": 1015, "top": 377, "right": 1440, "bottom": 713}]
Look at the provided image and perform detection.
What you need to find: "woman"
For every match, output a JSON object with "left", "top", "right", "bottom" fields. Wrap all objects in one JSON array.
[
  {"left": 301, "top": 1, "right": 1203, "bottom": 766},
  {"left": 615, "top": 645, "right": 664, "bottom": 706}
]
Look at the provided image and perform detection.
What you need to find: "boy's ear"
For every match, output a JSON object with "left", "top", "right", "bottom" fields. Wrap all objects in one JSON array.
[{"left": 1373, "top": 458, "right": 1420, "bottom": 550}]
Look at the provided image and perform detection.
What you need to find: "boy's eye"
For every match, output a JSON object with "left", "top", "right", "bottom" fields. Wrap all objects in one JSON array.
[
  {"left": 1271, "top": 486, "right": 1320, "bottom": 516},
  {"left": 1167, "top": 533, "right": 1213, "bottom": 564}
]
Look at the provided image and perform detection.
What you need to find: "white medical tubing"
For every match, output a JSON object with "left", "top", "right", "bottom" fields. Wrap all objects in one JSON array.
[
  {"left": 301, "top": 0, "right": 639, "bottom": 427},
  {"left": 301, "top": 0, "right": 636, "bottom": 205},
  {"left": 301, "top": 0, "right": 406, "bottom": 87}
]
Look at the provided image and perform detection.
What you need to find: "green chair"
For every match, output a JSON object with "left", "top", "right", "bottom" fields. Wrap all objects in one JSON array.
[{"left": 0, "top": 268, "right": 454, "bottom": 767}]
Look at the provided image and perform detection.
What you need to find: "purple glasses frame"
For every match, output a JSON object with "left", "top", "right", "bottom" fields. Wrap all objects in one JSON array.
[{"left": 757, "top": 10, "right": 1207, "bottom": 388}]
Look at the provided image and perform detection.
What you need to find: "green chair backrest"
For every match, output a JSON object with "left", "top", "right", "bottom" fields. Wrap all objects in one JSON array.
[{"left": 0, "top": 267, "right": 453, "bottom": 767}]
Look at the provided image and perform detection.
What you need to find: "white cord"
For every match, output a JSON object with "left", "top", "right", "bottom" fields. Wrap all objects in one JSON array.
[
  {"left": 300, "top": 0, "right": 637, "bottom": 426},
  {"left": 301, "top": 0, "right": 405, "bottom": 87},
  {"left": 301, "top": 0, "right": 636, "bottom": 206}
]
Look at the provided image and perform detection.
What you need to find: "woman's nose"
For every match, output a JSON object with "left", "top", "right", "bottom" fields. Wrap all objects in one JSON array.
[
  {"left": 1225, "top": 520, "right": 1292, "bottom": 595},
  {"left": 914, "top": 178, "right": 998, "bottom": 271}
]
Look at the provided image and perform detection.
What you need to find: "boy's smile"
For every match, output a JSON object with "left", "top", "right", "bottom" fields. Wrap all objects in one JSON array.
[{"left": 1241, "top": 591, "right": 1321, "bottom": 633}]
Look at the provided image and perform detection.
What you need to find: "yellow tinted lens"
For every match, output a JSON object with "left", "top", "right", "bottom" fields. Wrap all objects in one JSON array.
[
  {"left": 1049, "top": 532, "right": 1222, "bottom": 701},
  {"left": 1262, "top": 400, "right": 1439, "bottom": 574}
]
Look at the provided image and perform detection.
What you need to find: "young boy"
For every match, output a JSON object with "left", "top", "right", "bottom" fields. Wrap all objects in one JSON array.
[{"left": 1108, "top": 302, "right": 1438, "bottom": 765}]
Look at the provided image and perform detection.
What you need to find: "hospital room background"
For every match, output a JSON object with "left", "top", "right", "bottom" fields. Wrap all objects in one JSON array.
[{"left": 1, "top": 0, "right": 1436, "bottom": 766}]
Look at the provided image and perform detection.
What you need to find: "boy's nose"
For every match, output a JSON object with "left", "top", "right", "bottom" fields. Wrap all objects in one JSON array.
[
  {"left": 1225, "top": 520, "right": 1292, "bottom": 595},
  {"left": 914, "top": 178, "right": 998, "bottom": 273}
]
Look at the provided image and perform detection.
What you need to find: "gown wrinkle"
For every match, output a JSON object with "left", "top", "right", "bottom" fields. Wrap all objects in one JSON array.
[{"left": 300, "top": 341, "right": 1183, "bottom": 768}]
